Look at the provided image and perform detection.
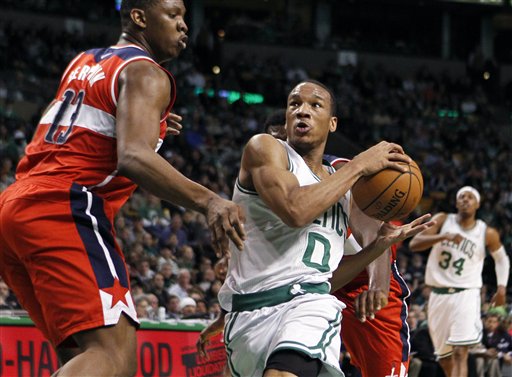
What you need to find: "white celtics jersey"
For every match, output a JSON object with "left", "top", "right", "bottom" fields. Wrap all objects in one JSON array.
[
  {"left": 218, "top": 141, "right": 350, "bottom": 311},
  {"left": 425, "top": 214, "right": 487, "bottom": 288}
]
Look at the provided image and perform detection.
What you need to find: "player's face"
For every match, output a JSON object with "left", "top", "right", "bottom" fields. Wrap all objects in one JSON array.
[
  {"left": 456, "top": 191, "right": 479, "bottom": 214},
  {"left": 144, "top": 0, "right": 188, "bottom": 62},
  {"left": 286, "top": 82, "right": 336, "bottom": 149}
]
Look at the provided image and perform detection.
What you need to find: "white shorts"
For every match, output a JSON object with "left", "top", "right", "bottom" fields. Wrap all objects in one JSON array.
[
  {"left": 224, "top": 293, "right": 345, "bottom": 377},
  {"left": 428, "top": 288, "right": 482, "bottom": 358}
]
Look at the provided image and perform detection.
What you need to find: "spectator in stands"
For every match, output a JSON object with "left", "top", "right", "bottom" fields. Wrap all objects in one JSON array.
[
  {"left": 474, "top": 311, "right": 512, "bottom": 377},
  {"left": 134, "top": 295, "right": 151, "bottom": 320},
  {"left": 168, "top": 268, "right": 192, "bottom": 299},
  {"left": 177, "top": 245, "right": 196, "bottom": 270},
  {"left": 159, "top": 261, "right": 176, "bottom": 286},
  {"left": 166, "top": 295, "right": 181, "bottom": 319},
  {"left": 179, "top": 297, "right": 197, "bottom": 318},
  {"left": 150, "top": 273, "right": 170, "bottom": 308}
]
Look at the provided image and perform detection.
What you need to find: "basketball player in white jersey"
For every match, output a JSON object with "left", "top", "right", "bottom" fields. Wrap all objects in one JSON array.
[
  {"left": 217, "top": 80, "right": 434, "bottom": 377},
  {"left": 409, "top": 186, "right": 510, "bottom": 377}
]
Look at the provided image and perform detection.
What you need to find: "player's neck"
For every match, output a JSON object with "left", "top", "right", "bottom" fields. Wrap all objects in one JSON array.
[
  {"left": 117, "top": 32, "right": 154, "bottom": 58},
  {"left": 456, "top": 213, "right": 477, "bottom": 229},
  {"left": 303, "top": 155, "right": 329, "bottom": 179}
]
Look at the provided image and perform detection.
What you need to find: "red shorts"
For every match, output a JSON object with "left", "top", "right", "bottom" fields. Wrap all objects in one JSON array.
[
  {"left": 0, "top": 177, "right": 137, "bottom": 346},
  {"left": 335, "top": 259, "right": 410, "bottom": 377}
]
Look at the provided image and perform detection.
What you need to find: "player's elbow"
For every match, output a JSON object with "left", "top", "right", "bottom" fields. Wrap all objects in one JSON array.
[
  {"left": 117, "top": 148, "right": 143, "bottom": 178},
  {"left": 408, "top": 239, "right": 422, "bottom": 252},
  {"left": 281, "top": 208, "right": 310, "bottom": 228}
]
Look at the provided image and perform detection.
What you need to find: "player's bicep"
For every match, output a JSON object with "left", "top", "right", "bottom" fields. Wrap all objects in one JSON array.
[
  {"left": 242, "top": 135, "right": 300, "bottom": 217},
  {"left": 116, "top": 61, "right": 170, "bottom": 152},
  {"left": 486, "top": 227, "right": 502, "bottom": 252}
]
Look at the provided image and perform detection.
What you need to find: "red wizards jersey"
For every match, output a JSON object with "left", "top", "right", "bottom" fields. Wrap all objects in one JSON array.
[{"left": 16, "top": 44, "right": 175, "bottom": 216}]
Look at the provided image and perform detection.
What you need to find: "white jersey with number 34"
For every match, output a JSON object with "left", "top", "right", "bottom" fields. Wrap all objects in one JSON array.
[{"left": 425, "top": 214, "right": 487, "bottom": 289}]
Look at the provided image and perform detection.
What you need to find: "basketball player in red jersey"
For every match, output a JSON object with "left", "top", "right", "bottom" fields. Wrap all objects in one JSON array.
[
  {"left": 327, "top": 156, "right": 411, "bottom": 377},
  {"left": 0, "top": 1, "right": 245, "bottom": 376}
]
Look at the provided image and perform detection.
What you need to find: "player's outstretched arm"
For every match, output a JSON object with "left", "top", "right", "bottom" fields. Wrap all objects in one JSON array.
[
  {"left": 345, "top": 201, "right": 391, "bottom": 321},
  {"left": 115, "top": 61, "right": 245, "bottom": 256},
  {"left": 487, "top": 226, "right": 510, "bottom": 307},
  {"left": 408, "top": 212, "right": 453, "bottom": 252},
  {"left": 331, "top": 214, "right": 434, "bottom": 293},
  {"left": 196, "top": 311, "right": 227, "bottom": 359}
]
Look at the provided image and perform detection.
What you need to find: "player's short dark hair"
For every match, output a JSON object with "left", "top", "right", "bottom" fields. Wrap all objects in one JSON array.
[
  {"left": 120, "top": 0, "right": 159, "bottom": 27},
  {"left": 263, "top": 109, "right": 286, "bottom": 133},
  {"left": 301, "top": 79, "right": 337, "bottom": 117}
]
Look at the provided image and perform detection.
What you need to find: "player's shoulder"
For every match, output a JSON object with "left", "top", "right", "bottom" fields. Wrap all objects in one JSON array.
[
  {"left": 121, "top": 58, "right": 168, "bottom": 79},
  {"left": 246, "top": 133, "right": 284, "bottom": 152},
  {"left": 485, "top": 224, "right": 500, "bottom": 239},
  {"left": 243, "top": 134, "right": 288, "bottom": 167}
]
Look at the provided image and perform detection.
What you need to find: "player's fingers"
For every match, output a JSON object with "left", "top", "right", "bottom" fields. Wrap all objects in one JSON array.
[
  {"left": 409, "top": 213, "right": 433, "bottom": 227},
  {"left": 366, "top": 291, "right": 375, "bottom": 320},
  {"left": 166, "top": 126, "right": 181, "bottom": 136},
  {"left": 167, "top": 113, "right": 183, "bottom": 122},
  {"left": 217, "top": 213, "right": 232, "bottom": 256},
  {"left": 229, "top": 209, "right": 246, "bottom": 249},
  {"left": 210, "top": 222, "right": 225, "bottom": 258},
  {"left": 225, "top": 217, "right": 244, "bottom": 251},
  {"left": 355, "top": 291, "right": 367, "bottom": 322},
  {"left": 386, "top": 157, "right": 411, "bottom": 172},
  {"left": 197, "top": 336, "right": 210, "bottom": 359},
  {"left": 386, "top": 142, "right": 405, "bottom": 155}
]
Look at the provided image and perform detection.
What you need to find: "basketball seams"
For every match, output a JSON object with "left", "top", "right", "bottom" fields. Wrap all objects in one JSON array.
[
  {"left": 388, "top": 164, "right": 413, "bottom": 221},
  {"left": 359, "top": 172, "right": 407, "bottom": 212},
  {"left": 353, "top": 160, "right": 423, "bottom": 222}
]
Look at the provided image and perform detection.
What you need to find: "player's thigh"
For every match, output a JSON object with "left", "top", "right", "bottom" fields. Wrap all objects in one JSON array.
[
  {"left": 73, "top": 314, "right": 137, "bottom": 360},
  {"left": 0, "top": 197, "right": 52, "bottom": 340},
  {"left": 341, "top": 305, "right": 409, "bottom": 377},
  {"left": 4, "top": 190, "right": 135, "bottom": 346},
  {"left": 427, "top": 293, "right": 453, "bottom": 358},
  {"left": 0, "top": 244, "right": 52, "bottom": 340},
  {"left": 447, "top": 289, "right": 482, "bottom": 346}
]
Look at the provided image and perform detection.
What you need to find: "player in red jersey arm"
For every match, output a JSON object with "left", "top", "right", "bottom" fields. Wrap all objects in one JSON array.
[
  {"left": 326, "top": 155, "right": 411, "bottom": 377},
  {"left": 0, "top": 1, "right": 245, "bottom": 376}
]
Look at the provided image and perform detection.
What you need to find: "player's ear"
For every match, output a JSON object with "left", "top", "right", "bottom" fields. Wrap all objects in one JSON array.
[
  {"left": 130, "top": 8, "right": 147, "bottom": 29},
  {"left": 329, "top": 116, "right": 337, "bottom": 133}
]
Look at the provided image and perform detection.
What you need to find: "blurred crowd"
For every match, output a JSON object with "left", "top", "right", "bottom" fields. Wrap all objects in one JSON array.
[{"left": 1, "top": 14, "right": 512, "bottom": 376}]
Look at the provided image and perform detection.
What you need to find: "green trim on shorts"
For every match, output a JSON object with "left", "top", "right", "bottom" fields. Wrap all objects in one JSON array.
[
  {"left": 312, "top": 310, "right": 342, "bottom": 359},
  {"left": 273, "top": 311, "right": 342, "bottom": 362},
  {"left": 447, "top": 333, "right": 482, "bottom": 346},
  {"left": 232, "top": 282, "right": 330, "bottom": 312},
  {"left": 437, "top": 351, "right": 453, "bottom": 359},
  {"left": 224, "top": 312, "right": 241, "bottom": 377},
  {"left": 431, "top": 287, "right": 467, "bottom": 294}
]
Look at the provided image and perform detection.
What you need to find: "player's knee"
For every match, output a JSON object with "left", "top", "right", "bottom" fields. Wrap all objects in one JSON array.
[{"left": 452, "top": 346, "right": 468, "bottom": 361}]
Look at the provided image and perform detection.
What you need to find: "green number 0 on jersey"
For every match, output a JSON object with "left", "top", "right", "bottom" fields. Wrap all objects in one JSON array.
[{"left": 302, "top": 232, "right": 331, "bottom": 272}]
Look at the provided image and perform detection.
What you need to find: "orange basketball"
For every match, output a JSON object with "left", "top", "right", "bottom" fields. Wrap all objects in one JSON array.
[{"left": 351, "top": 159, "right": 424, "bottom": 222}]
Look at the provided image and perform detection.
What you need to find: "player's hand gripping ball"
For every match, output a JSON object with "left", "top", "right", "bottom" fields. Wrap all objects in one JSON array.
[{"left": 352, "top": 159, "right": 423, "bottom": 222}]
